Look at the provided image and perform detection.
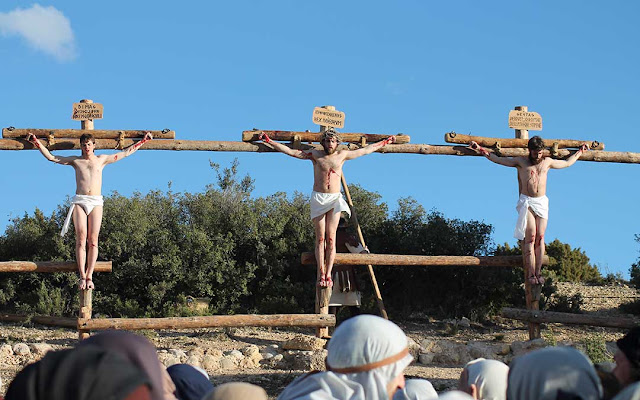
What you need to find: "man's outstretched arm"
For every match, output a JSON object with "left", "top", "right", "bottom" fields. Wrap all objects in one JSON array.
[
  {"left": 343, "top": 136, "right": 396, "bottom": 160},
  {"left": 104, "top": 132, "right": 153, "bottom": 165},
  {"left": 469, "top": 141, "right": 519, "bottom": 167},
  {"left": 259, "top": 132, "right": 313, "bottom": 160},
  {"left": 26, "top": 133, "right": 75, "bottom": 165},
  {"left": 549, "top": 144, "right": 588, "bottom": 169}
]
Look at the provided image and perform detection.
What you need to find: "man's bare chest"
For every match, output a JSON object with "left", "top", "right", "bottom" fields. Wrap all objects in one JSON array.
[
  {"left": 314, "top": 155, "right": 342, "bottom": 172},
  {"left": 74, "top": 159, "right": 103, "bottom": 175}
]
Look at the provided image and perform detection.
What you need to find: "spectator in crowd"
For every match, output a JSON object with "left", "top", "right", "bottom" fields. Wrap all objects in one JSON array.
[
  {"left": 612, "top": 381, "right": 640, "bottom": 400},
  {"left": 278, "top": 314, "right": 412, "bottom": 400},
  {"left": 614, "top": 328, "right": 640, "bottom": 388},
  {"left": 5, "top": 345, "right": 151, "bottom": 400},
  {"left": 507, "top": 346, "right": 602, "bottom": 400},
  {"left": 438, "top": 391, "right": 474, "bottom": 400},
  {"left": 458, "top": 358, "right": 508, "bottom": 400},
  {"left": 393, "top": 378, "right": 438, "bottom": 400},
  {"left": 167, "top": 364, "right": 214, "bottom": 400},
  {"left": 203, "top": 382, "right": 268, "bottom": 400},
  {"left": 76, "top": 330, "right": 177, "bottom": 400}
]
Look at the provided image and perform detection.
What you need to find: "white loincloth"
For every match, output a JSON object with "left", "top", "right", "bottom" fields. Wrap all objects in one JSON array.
[
  {"left": 61, "top": 195, "right": 104, "bottom": 237},
  {"left": 310, "top": 191, "right": 351, "bottom": 220},
  {"left": 514, "top": 194, "right": 549, "bottom": 240}
]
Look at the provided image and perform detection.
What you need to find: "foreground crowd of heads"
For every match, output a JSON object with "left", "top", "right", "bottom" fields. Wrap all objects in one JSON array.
[{"left": 2, "top": 317, "right": 640, "bottom": 400}]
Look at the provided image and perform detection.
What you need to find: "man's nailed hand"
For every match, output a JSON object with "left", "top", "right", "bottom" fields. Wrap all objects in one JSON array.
[
  {"left": 144, "top": 131, "right": 153, "bottom": 142},
  {"left": 259, "top": 132, "right": 272, "bottom": 144},
  {"left": 470, "top": 141, "right": 479, "bottom": 150},
  {"left": 579, "top": 143, "right": 589, "bottom": 152},
  {"left": 26, "top": 133, "right": 40, "bottom": 148}
]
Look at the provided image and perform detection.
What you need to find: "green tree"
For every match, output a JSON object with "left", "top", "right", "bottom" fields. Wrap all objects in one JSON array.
[{"left": 494, "top": 239, "right": 601, "bottom": 282}]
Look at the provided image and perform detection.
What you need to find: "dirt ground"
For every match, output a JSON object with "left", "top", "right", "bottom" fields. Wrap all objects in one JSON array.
[{"left": 0, "top": 282, "right": 637, "bottom": 398}]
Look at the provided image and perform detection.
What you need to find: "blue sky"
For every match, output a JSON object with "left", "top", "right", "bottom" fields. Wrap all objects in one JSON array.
[{"left": 0, "top": 1, "right": 638, "bottom": 277}]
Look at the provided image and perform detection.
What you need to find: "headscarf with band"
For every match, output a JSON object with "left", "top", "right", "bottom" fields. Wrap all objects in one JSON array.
[{"left": 277, "top": 314, "right": 413, "bottom": 400}]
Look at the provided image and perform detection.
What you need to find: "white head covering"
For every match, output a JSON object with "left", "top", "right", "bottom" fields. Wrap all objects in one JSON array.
[
  {"left": 277, "top": 315, "right": 413, "bottom": 400},
  {"left": 507, "top": 346, "right": 603, "bottom": 400},
  {"left": 613, "top": 382, "right": 640, "bottom": 400},
  {"left": 438, "top": 391, "right": 474, "bottom": 400},
  {"left": 459, "top": 358, "right": 508, "bottom": 400},
  {"left": 393, "top": 379, "right": 438, "bottom": 400}
]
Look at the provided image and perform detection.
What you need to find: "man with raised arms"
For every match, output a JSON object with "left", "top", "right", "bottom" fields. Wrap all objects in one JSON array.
[
  {"left": 469, "top": 136, "right": 588, "bottom": 285},
  {"left": 259, "top": 129, "right": 395, "bottom": 287},
  {"left": 26, "top": 132, "right": 153, "bottom": 290}
]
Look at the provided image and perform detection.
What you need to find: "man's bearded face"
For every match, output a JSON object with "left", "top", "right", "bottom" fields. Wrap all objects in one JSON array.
[
  {"left": 322, "top": 137, "right": 338, "bottom": 154},
  {"left": 529, "top": 149, "right": 544, "bottom": 164}
]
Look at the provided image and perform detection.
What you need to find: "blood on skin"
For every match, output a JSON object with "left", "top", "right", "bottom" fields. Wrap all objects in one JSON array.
[
  {"left": 327, "top": 168, "right": 337, "bottom": 189},
  {"left": 114, "top": 155, "right": 118, "bottom": 161}
]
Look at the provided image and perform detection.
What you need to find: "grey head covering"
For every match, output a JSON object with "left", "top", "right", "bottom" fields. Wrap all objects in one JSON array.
[
  {"left": 278, "top": 314, "right": 413, "bottom": 400},
  {"left": 507, "top": 346, "right": 603, "bottom": 400},
  {"left": 393, "top": 379, "right": 438, "bottom": 400},
  {"left": 438, "top": 391, "right": 475, "bottom": 400},
  {"left": 459, "top": 358, "right": 508, "bottom": 400},
  {"left": 613, "top": 382, "right": 640, "bottom": 400}
]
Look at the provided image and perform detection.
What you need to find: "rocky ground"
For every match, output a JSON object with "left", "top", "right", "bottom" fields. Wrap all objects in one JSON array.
[{"left": 0, "top": 282, "right": 638, "bottom": 398}]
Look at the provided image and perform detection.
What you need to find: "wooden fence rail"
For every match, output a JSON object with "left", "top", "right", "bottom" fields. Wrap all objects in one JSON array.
[
  {"left": 79, "top": 314, "right": 336, "bottom": 331},
  {"left": 502, "top": 307, "right": 640, "bottom": 329},
  {"left": 301, "top": 253, "right": 549, "bottom": 267},
  {"left": 0, "top": 261, "right": 112, "bottom": 273}
]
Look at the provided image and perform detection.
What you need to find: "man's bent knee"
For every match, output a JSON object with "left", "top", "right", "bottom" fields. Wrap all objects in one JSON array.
[
  {"left": 87, "top": 240, "right": 98, "bottom": 249},
  {"left": 535, "top": 235, "right": 545, "bottom": 245}
]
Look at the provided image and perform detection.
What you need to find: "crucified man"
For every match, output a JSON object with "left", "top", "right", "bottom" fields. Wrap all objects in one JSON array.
[
  {"left": 26, "top": 132, "right": 153, "bottom": 290},
  {"left": 259, "top": 129, "right": 395, "bottom": 287},
  {"left": 469, "top": 136, "right": 588, "bottom": 285}
]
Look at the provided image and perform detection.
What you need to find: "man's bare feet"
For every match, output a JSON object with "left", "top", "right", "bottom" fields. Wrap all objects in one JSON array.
[
  {"left": 528, "top": 275, "right": 539, "bottom": 285},
  {"left": 86, "top": 278, "right": 94, "bottom": 290},
  {"left": 317, "top": 276, "right": 327, "bottom": 287},
  {"left": 536, "top": 274, "right": 545, "bottom": 285},
  {"left": 78, "top": 278, "right": 87, "bottom": 290},
  {"left": 325, "top": 274, "right": 334, "bottom": 288}
]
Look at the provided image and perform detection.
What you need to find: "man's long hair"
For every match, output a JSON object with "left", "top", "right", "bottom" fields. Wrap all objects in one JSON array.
[{"left": 527, "top": 136, "right": 545, "bottom": 151}]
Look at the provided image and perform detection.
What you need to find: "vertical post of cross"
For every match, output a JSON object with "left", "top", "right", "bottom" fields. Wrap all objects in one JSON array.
[
  {"left": 78, "top": 98, "right": 94, "bottom": 340},
  {"left": 514, "top": 105, "right": 541, "bottom": 340},
  {"left": 315, "top": 105, "right": 334, "bottom": 338}
]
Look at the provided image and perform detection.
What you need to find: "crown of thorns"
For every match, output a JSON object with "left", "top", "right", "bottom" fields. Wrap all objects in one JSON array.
[{"left": 320, "top": 128, "right": 342, "bottom": 143}]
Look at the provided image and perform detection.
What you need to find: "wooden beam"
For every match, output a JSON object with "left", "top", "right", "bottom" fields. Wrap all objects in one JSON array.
[
  {"left": 444, "top": 132, "right": 604, "bottom": 150},
  {"left": 0, "top": 313, "right": 77, "bottom": 328},
  {"left": 242, "top": 130, "right": 411, "bottom": 144},
  {"left": 0, "top": 261, "right": 112, "bottom": 273},
  {"left": 78, "top": 314, "right": 336, "bottom": 330},
  {"left": 502, "top": 307, "right": 640, "bottom": 329},
  {"left": 1, "top": 139, "right": 638, "bottom": 163},
  {"left": 300, "top": 253, "right": 549, "bottom": 266},
  {"left": 3, "top": 128, "right": 175, "bottom": 140}
]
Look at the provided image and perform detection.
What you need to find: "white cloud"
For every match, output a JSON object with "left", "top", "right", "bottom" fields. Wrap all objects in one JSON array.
[{"left": 0, "top": 4, "right": 76, "bottom": 61}]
